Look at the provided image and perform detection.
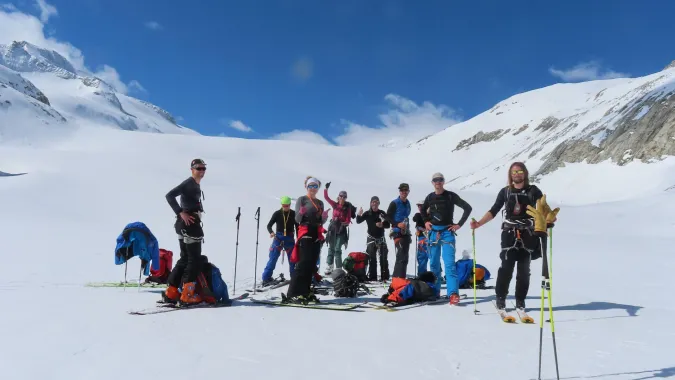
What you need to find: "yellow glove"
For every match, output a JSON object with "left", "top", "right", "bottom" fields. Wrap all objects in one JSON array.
[
  {"left": 526, "top": 203, "right": 547, "bottom": 234},
  {"left": 538, "top": 194, "right": 560, "bottom": 227}
]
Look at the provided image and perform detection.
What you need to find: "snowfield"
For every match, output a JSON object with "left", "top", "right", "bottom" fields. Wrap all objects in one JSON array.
[{"left": 1, "top": 126, "right": 674, "bottom": 380}]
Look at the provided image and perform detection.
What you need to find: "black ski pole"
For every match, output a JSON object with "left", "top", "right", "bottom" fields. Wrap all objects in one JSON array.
[
  {"left": 233, "top": 207, "right": 241, "bottom": 295},
  {"left": 253, "top": 207, "right": 261, "bottom": 294}
]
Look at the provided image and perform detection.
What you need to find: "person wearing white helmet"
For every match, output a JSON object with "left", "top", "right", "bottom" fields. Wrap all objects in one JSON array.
[{"left": 412, "top": 199, "right": 429, "bottom": 275}]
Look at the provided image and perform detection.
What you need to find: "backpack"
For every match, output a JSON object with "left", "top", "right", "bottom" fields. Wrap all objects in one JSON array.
[
  {"left": 195, "top": 257, "right": 230, "bottom": 303},
  {"left": 331, "top": 268, "right": 359, "bottom": 298},
  {"left": 456, "top": 259, "right": 491, "bottom": 289},
  {"left": 342, "top": 251, "right": 369, "bottom": 281},
  {"left": 149, "top": 249, "right": 173, "bottom": 280},
  {"left": 208, "top": 264, "right": 230, "bottom": 302}
]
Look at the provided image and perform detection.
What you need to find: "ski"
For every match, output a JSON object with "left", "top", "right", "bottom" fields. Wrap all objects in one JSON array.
[
  {"left": 492, "top": 300, "right": 517, "bottom": 323},
  {"left": 246, "top": 275, "right": 290, "bottom": 292},
  {"left": 249, "top": 298, "right": 366, "bottom": 311},
  {"left": 511, "top": 301, "right": 535, "bottom": 323},
  {"left": 128, "top": 293, "right": 249, "bottom": 315},
  {"left": 86, "top": 281, "right": 166, "bottom": 288}
]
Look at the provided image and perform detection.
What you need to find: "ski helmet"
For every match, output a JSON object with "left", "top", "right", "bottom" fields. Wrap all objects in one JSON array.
[
  {"left": 416, "top": 200, "right": 424, "bottom": 205},
  {"left": 280, "top": 196, "right": 291, "bottom": 205}
]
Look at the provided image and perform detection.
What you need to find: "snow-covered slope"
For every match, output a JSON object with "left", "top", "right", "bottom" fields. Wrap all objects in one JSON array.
[
  {"left": 0, "top": 41, "right": 198, "bottom": 138},
  {"left": 0, "top": 127, "right": 673, "bottom": 380},
  {"left": 397, "top": 63, "right": 675, "bottom": 203}
]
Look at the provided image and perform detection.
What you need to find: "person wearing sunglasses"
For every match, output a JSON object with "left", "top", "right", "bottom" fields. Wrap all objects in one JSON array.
[
  {"left": 162, "top": 158, "right": 207, "bottom": 306},
  {"left": 385, "top": 183, "right": 413, "bottom": 279},
  {"left": 322, "top": 182, "right": 357, "bottom": 275},
  {"left": 470, "top": 162, "right": 544, "bottom": 311},
  {"left": 283, "top": 176, "right": 329, "bottom": 304},
  {"left": 419, "top": 172, "right": 473, "bottom": 305}
]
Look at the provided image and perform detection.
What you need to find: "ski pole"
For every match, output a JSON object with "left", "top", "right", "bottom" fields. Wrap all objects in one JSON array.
[
  {"left": 548, "top": 227, "right": 560, "bottom": 380},
  {"left": 253, "top": 207, "right": 261, "bottom": 294},
  {"left": 471, "top": 218, "right": 478, "bottom": 314},
  {"left": 233, "top": 207, "right": 241, "bottom": 295}
]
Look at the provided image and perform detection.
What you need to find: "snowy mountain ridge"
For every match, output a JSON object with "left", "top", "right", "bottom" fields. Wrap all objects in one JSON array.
[
  {"left": 0, "top": 40, "right": 198, "bottom": 142},
  {"left": 396, "top": 61, "right": 675, "bottom": 198}
]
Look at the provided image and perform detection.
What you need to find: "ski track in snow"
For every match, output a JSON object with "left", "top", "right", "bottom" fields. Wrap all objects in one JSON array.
[{"left": 0, "top": 123, "right": 674, "bottom": 379}]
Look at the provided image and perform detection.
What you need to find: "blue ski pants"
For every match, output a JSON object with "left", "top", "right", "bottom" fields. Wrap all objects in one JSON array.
[
  {"left": 428, "top": 226, "right": 457, "bottom": 297},
  {"left": 417, "top": 233, "right": 429, "bottom": 275},
  {"left": 262, "top": 233, "right": 295, "bottom": 281}
]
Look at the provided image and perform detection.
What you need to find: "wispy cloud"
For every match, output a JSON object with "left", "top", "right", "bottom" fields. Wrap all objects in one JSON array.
[
  {"left": 291, "top": 56, "right": 313, "bottom": 82},
  {"left": 549, "top": 60, "right": 630, "bottom": 82},
  {"left": 34, "top": 0, "right": 56, "bottom": 22},
  {"left": 144, "top": 21, "right": 162, "bottom": 31},
  {"left": 0, "top": 1, "right": 144, "bottom": 96},
  {"left": 220, "top": 119, "right": 254, "bottom": 133},
  {"left": 271, "top": 129, "right": 332, "bottom": 145},
  {"left": 270, "top": 94, "right": 461, "bottom": 147}
]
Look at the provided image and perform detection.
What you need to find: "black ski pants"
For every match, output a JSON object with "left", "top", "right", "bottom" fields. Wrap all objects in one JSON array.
[
  {"left": 167, "top": 214, "right": 204, "bottom": 287},
  {"left": 366, "top": 236, "right": 389, "bottom": 281},
  {"left": 287, "top": 234, "right": 322, "bottom": 298},
  {"left": 392, "top": 234, "right": 411, "bottom": 278},
  {"left": 495, "top": 227, "right": 538, "bottom": 301}
]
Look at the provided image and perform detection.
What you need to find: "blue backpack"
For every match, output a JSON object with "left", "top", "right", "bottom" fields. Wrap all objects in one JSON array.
[{"left": 209, "top": 264, "right": 230, "bottom": 302}]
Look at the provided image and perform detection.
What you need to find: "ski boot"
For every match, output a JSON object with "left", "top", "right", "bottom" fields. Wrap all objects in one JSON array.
[
  {"left": 158, "top": 285, "right": 179, "bottom": 305},
  {"left": 449, "top": 293, "right": 461, "bottom": 305},
  {"left": 178, "top": 282, "right": 203, "bottom": 307},
  {"left": 515, "top": 298, "right": 526, "bottom": 310},
  {"left": 495, "top": 296, "right": 506, "bottom": 310}
]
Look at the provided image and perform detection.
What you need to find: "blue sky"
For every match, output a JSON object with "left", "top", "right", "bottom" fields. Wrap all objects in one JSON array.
[{"left": 2, "top": 0, "right": 675, "bottom": 145}]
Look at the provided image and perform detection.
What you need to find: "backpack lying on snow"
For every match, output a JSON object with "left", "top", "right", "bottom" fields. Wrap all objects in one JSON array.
[
  {"left": 380, "top": 271, "right": 438, "bottom": 306},
  {"left": 342, "top": 251, "right": 369, "bottom": 281},
  {"left": 330, "top": 268, "right": 360, "bottom": 298},
  {"left": 456, "top": 258, "right": 491, "bottom": 289},
  {"left": 145, "top": 249, "right": 173, "bottom": 284},
  {"left": 194, "top": 256, "right": 230, "bottom": 303}
]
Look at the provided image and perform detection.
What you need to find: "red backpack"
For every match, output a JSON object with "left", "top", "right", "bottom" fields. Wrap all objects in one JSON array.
[
  {"left": 342, "top": 251, "right": 369, "bottom": 280},
  {"left": 150, "top": 249, "right": 173, "bottom": 281}
]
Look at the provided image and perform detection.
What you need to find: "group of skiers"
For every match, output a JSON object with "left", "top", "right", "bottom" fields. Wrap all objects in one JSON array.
[{"left": 160, "top": 158, "right": 560, "bottom": 311}]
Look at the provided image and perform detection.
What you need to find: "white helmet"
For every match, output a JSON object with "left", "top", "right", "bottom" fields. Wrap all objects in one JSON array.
[{"left": 416, "top": 200, "right": 424, "bottom": 205}]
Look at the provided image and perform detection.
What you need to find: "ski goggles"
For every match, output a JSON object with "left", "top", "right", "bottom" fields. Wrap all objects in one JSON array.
[{"left": 307, "top": 184, "right": 319, "bottom": 189}]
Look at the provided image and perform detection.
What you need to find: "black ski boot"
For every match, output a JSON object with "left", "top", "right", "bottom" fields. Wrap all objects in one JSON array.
[
  {"left": 495, "top": 296, "right": 506, "bottom": 310},
  {"left": 515, "top": 298, "right": 526, "bottom": 309}
]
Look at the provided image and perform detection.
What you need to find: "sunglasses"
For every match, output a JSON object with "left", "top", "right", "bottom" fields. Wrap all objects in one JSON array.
[
  {"left": 193, "top": 166, "right": 206, "bottom": 171},
  {"left": 432, "top": 178, "right": 444, "bottom": 183},
  {"left": 511, "top": 170, "right": 524, "bottom": 175},
  {"left": 307, "top": 184, "right": 319, "bottom": 189}
]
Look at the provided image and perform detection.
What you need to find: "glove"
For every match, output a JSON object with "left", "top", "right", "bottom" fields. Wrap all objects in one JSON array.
[
  {"left": 526, "top": 204, "right": 546, "bottom": 234},
  {"left": 536, "top": 194, "right": 560, "bottom": 227},
  {"left": 326, "top": 182, "right": 331, "bottom": 189},
  {"left": 299, "top": 206, "right": 307, "bottom": 215},
  {"left": 322, "top": 210, "right": 329, "bottom": 220}
]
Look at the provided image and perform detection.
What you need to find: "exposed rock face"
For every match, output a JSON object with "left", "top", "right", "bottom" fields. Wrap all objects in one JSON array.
[
  {"left": 533, "top": 90, "right": 675, "bottom": 177},
  {"left": 453, "top": 129, "right": 510, "bottom": 151}
]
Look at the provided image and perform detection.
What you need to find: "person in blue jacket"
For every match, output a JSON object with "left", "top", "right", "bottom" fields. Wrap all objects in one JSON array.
[
  {"left": 420, "top": 172, "right": 473, "bottom": 305},
  {"left": 385, "top": 183, "right": 412, "bottom": 279}
]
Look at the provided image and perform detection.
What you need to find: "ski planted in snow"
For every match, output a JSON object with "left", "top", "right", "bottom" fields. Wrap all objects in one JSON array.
[
  {"left": 492, "top": 300, "right": 517, "bottom": 323},
  {"left": 249, "top": 297, "right": 366, "bottom": 311},
  {"left": 511, "top": 301, "right": 535, "bottom": 323},
  {"left": 246, "top": 275, "right": 290, "bottom": 292},
  {"left": 128, "top": 293, "right": 249, "bottom": 315}
]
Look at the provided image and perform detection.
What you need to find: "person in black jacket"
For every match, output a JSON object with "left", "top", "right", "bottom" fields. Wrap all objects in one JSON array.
[
  {"left": 420, "top": 172, "right": 472, "bottom": 305},
  {"left": 356, "top": 196, "right": 391, "bottom": 281},
  {"left": 261, "top": 196, "right": 299, "bottom": 286},
  {"left": 470, "top": 162, "right": 544, "bottom": 310},
  {"left": 162, "top": 158, "right": 207, "bottom": 306}
]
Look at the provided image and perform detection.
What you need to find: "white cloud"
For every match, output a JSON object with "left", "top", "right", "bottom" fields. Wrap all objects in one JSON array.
[
  {"left": 144, "top": 21, "right": 162, "bottom": 31},
  {"left": 334, "top": 94, "right": 461, "bottom": 147},
  {"left": 34, "top": 0, "right": 56, "bottom": 22},
  {"left": 271, "top": 129, "right": 332, "bottom": 145},
  {"left": 0, "top": 1, "right": 144, "bottom": 95},
  {"left": 549, "top": 60, "right": 630, "bottom": 82},
  {"left": 291, "top": 56, "right": 313, "bottom": 82},
  {"left": 269, "top": 94, "right": 460, "bottom": 147},
  {"left": 221, "top": 119, "right": 253, "bottom": 133}
]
